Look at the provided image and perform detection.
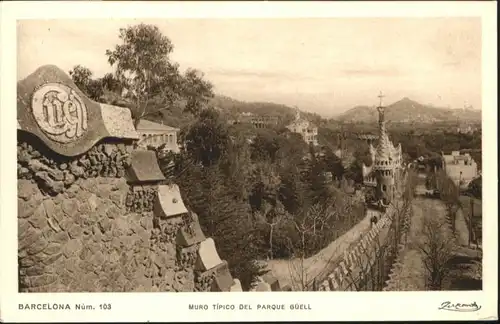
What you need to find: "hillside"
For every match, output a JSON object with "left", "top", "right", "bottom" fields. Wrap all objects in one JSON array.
[
  {"left": 99, "top": 90, "right": 323, "bottom": 129},
  {"left": 335, "top": 97, "right": 482, "bottom": 124},
  {"left": 211, "top": 94, "right": 323, "bottom": 126}
]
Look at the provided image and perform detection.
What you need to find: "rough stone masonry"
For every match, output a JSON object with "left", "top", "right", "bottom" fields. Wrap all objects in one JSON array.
[{"left": 17, "top": 65, "right": 247, "bottom": 292}]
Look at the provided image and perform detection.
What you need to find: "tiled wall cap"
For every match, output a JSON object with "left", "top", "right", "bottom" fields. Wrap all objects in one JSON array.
[
  {"left": 230, "top": 279, "right": 243, "bottom": 292},
  {"left": 195, "top": 238, "right": 223, "bottom": 272},
  {"left": 262, "top": 273, "right": 281, "bottom": 291},
  {"left": 154, "top": 184, "right": 189, "bottom": 219},
  {"left": 176, "top": 214, "right": 206, "bottom": 247},
  {"left": 255, "top": 281, "right": 272, "bottom": 292},
  {"left": 100, "top": 103, "right": 139, "bottom": 140},
  {"left": 211, "top": 261, "right": 234, "bottom": 292},
  {"left": 127, "top": 150, "right": 166, "bottom": 183}
]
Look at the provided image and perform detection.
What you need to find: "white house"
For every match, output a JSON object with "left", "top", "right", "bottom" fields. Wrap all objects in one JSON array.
[
  {"left": 135, "top": 119, "right": 180, "bottom": 153},
  {"left": 286, "top": 109, "right": 318, "bottom": 146}
]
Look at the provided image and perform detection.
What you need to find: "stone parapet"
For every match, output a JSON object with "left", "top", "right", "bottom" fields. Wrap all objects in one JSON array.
[
  {"left": 317, "top": 207, "right": 394, "bottom": 291},
  {"left": 383, "top": 205, "right": 412, "bottom": 291},
  {"left": 17, "top": 65, "right": 244, "bottom": 293}
]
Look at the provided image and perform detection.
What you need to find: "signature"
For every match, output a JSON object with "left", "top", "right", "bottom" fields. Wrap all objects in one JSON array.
[{"left": 438, "top": 301, "right": 482, "bottom": 312}]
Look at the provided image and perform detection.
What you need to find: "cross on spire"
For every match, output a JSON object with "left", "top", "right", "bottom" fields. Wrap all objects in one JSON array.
[{"left": 378, "top": 91, "right": 385, "bottom": 107}]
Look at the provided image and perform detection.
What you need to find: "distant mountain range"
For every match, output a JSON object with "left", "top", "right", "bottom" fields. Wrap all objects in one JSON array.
[
  {"left": 334, "top": 97, "right": 482, "bottom": 124},
  {"left": 100, "top": 90, "right": 481, "bottom": 127}
]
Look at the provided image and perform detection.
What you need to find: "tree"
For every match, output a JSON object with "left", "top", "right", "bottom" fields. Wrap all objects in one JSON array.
[
  {"left": 254, "top": 200, "right": 288, "bottom": 260},
  {"left": 105, "top": 24, "right": 214, "bottom": 123},
  {"left": 248, "top": 161, "right": 282, "bottom": 216},
  {"left": 182, "top": 68, "right": 215, "bottom": 116},
  {"left": 278, "top": 165, "right": 306, "bottom": 215},
  {"left": 173, "top": 157, "right": 262, "bottom": 290},
  {"left": 68, "top": 65, "right": 104, "bottom": 101},
  {"left": 219, "top": 135, "right": 253, "bottom": 201},
  {"left": 415, "top": 213, "right": 457, "bottom": 290},
  {"left": 322, "top": 147, "right": 345, "bottom": 180},
  {"left": 285, "top": 202, "right": 347, "bottom": 291},
  {"left": 182, "top": 108, "right": 232, "bottom": 168},
  {"left": 101, "top": 73, "right": 122, "bottom": 93},
  {"left": 466, "top": 176, "right": 482, "bottom": 200},
  {"left": 435, "top": 170, "right": 461, "bottom": 234},
  {"left": 303, "top": 156, "right": 329, "bottom": 206},
  {"left": 106, "top": 24, "right": 181, "bottom": 123},
  {"left": 250, "top": 131, "right": 281, "bottom": 162}
]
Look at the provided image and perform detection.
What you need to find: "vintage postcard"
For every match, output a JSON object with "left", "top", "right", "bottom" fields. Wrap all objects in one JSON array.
[{"left": 0, "top": 1, "right": 497, "bottom": 322}]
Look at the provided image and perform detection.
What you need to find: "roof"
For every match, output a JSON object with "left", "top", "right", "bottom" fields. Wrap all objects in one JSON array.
[
  {"left": 136, "top": 119, "right": 180, "bottom": 132},
  {"left": 287, "top": 119, "right": 316, "bottom": 129}
]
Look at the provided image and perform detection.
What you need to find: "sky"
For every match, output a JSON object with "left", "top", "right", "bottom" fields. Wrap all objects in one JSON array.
[{"left": 17, "top": 18, "right": 482, "bottom": 116}]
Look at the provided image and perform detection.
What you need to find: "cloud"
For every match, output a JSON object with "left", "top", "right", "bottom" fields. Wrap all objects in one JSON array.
[
  {"left": 207, "top": 69, "right": 288, "bottom": 79},
  {"left": 340, "top": 68, "right": 402, "bottom": 77}
]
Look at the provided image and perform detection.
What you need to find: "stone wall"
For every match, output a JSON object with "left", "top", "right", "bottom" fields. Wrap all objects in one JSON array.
[
  {"left": 382, "top": 205, "right": 412, "bottom": 291},
  {"left": 316, "top": 205, "right": 398, "bottom": 291},
  {"left": 17, "top": 65, "right": 243, "bottom": 293}
]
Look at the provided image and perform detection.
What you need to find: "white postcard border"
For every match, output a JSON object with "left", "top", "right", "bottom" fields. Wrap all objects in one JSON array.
[{"left": 1, "top": 1, "right": 497, "bottom": 322}]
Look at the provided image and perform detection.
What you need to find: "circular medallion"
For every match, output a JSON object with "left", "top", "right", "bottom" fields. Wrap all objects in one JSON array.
[{"left": 31, "top": 83, "right": 88, "bottom": 143}]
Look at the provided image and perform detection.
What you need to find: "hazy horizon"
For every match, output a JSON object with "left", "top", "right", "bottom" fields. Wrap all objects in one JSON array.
[{"left": 17, "top": 18, "right": 482, "bottom": 116}]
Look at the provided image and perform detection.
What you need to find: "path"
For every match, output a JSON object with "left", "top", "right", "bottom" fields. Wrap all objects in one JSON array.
[
  {"left": 391, "top": 197, "right": 429, "bottom": 290},
  {"left": 430, "top": 200, "right": 470, "bottom": 247},
  {"left": 265, "top": 213, "right": 373, "bottom": 290},
  {"left": 395, "top": 195, "right": 477, "bottom": 291}
]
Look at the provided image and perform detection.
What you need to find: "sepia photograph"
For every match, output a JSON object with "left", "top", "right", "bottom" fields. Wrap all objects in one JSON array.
[{"left": 1, "top": 1, "right": 497, "bottom": 322}]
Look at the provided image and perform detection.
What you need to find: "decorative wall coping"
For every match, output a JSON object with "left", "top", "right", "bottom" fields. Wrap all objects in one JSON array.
[
  {"left": 230, "top": 279, "right": 243, "bottom": 292},
  {"left": 17, "top": 65, "right": 139, "bottom": 157},
  {"left": 261, "top": 272, "right": 281, "bottom": 291},
  {"left": 153, "top": 184, "right": 189, "bottom": 219},
  {"left": 195, "top": 238, "right": 223, "bottom": 272},
  {"left": 211, "top": 261, "right": 234, "bottom": 292},
  {"left": 176, "top": 213, "right": 206, "bottom": 247},
  {"left": 100, "top": 103, "right": 139, "bottom": 140},
  {"left": 127, "top": 150, "right": 166, "bottom": 183}
]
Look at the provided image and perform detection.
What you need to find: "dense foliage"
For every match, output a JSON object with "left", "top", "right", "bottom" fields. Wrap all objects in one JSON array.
[{"left": 150, "top": 108, "right": 366, "bottom": 289}]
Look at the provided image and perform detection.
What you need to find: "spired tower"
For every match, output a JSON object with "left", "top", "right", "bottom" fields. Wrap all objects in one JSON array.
[{"left": 362, "top": 92, "right": 403, "bottom": 206}]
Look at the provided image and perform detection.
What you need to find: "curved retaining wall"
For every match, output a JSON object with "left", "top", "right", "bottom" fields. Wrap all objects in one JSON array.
[
  {"left": 17, "top": 65, "right": 243, "bottom": 292},
  {"left": 316, "top": 206, "right": 396, "bottom": 291},
  {"left": 382, "top": 205, "right": 411, "bottom": 291}
]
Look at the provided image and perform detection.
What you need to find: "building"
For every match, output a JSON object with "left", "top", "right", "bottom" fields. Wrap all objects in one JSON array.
[
  {"left": 456, "top": 123, "right": 478, "bottom": 134},
  {"left": 356, "top": 133, "right": 379, "bottom": 146},
  {"left": 236, "top": 112, "right": 279, "bottom": 128},
  {"left": 442, "top": 151, "right": 478, "bottom": 188},
  {"left": 286, "top": 108, "right": 318, "bottom": 146},
  {"left": 135, "top": 119, "right": 180, "bottom": 153},
  {"left": 362, "top": 93, "right": 403, "bottom": 205}
]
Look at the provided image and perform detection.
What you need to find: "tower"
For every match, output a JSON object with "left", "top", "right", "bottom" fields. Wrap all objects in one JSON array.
[
  {"left": 374, "top": 92, "right": 394, "bottom": 203},
  {"left": 362, "top": 92, "right": 403, "bottom": 206},
  {"left": 294, "top": 106, "right": 301, "bottom": 121}
]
